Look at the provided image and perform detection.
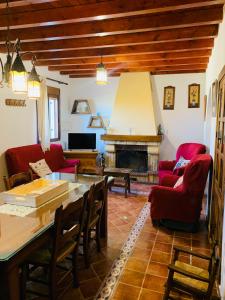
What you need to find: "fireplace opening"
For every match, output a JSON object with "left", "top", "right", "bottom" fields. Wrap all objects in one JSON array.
[{"left": 115, "top": 145, "right": 148, "bottom": 173}]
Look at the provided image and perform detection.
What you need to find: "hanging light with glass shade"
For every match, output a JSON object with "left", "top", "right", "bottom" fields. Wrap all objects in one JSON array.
[
  {"left": 28, "top": 57, "right": 41, "bottom": 99},
  {"left": 0, "top": 0, "right": 41, "bottom": 99},
  {"left": 96, "top": 56, "right": 107, "bottom": 85}
]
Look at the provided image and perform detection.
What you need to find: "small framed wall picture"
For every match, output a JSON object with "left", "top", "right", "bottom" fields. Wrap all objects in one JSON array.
[
  {"left": 188, "top": 83, "right": 200, "bottom": 108},
  {"left": 211, "top": 80, "right": 218, "bottom": 117},
  {"left": 163, "top": 86, "right": 175, "bottom": 110}
]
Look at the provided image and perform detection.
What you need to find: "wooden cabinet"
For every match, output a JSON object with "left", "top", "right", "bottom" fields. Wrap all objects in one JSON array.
[{"left": 64, "top": 150, "right": 98, "bottom": 173}]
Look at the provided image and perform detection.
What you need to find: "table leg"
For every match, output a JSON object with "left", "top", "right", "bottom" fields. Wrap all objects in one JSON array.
[
  {"left": 0, "top": 265, "right": 21, "bottom": 300},
  {"left": 127, "top": 174, "right": 131, "bottom": 193}
]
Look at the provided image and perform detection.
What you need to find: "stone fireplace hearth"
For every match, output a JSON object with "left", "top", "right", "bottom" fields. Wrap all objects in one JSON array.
[{"left": 101, "top": 134, "right": 162, "bottom": 182}]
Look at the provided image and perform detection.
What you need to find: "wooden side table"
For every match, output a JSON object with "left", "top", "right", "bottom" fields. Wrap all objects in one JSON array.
[
  {"left": 103, "top": 167, "right": 132, "bottom": 197},
  {"left": 63, "top": 150, "right": 98, "bottom": 173}
]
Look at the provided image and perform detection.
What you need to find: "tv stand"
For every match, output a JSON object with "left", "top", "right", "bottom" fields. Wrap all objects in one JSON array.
[{"left": 63, "top": 150, "right": 99, "bottom": 173}]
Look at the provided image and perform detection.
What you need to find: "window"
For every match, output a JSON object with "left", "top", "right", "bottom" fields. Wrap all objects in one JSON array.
[{"left": 48, "top": 87, "right": 60, "bottom": 141}]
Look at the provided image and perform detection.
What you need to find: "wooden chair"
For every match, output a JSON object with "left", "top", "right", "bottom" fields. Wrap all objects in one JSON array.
[
  {"left": 163, "top": 244, "right": 220, "bottom": 300},
  {"left": 3, "top": 170, "right": 33, "bottom": 190},
  {"left": 22, "top": 194, "right": 87, "bottom": 300},
  {"left": 83, "top": 176, "right": 108, "bottom": 268}
]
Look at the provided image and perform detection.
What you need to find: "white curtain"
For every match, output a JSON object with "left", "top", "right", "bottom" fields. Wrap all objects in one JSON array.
[{"left": 37, "top": 79, "right": 50, "bottom": 151}]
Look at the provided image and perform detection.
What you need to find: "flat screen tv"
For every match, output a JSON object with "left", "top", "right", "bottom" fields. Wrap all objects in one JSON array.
[{"left": 68, "top": 133, "right": 96, "bottom": 150}]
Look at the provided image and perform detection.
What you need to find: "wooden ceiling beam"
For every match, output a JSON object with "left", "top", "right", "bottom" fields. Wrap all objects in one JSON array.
[
  {"left": 36, "top": 50, "right": 212, "bottom": 66},
  {"left": 68, "top": 69, "right": 206, "bottom": 78},
  {"left": 0, "top": 0, "right": 224, "bottom": 27},
  {"left": 61, "top": 64, "right": 207, "bottom": 75},
  {"left": 25, "top": 39, "right": 214, "bottom": 60},
  {"left": 0, "top": 6, "right": 222, "bottom": 42},
  {"left": 2, "top": 25, "right": 217, "bottom": 53},
  {"left": 152, "top": 69, "right": 206, "bottom": 75},
  {"left": 48, "top": 58, "right": 209, "bottom": 71}
]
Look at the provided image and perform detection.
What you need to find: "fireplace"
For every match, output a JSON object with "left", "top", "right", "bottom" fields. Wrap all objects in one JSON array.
[
  {"left": 116, "top": 145, "right": 148, "bottom": 173},
  {"left": 101, "top": 134, "right": 162, "bottom": 182}
]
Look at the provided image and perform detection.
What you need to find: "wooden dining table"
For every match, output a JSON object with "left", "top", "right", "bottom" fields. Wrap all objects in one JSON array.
[{"left": 0, "top": 173, "right": 108, "bottom": 300}]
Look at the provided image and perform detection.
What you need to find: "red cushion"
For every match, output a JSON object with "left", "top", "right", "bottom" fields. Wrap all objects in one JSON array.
[
  {"left": 5, "top": 144, "right": 44, "bottom": 176},
  {"left": 57, "top": 166, "right": 75, "bottom": 173},
  {"left": 44, "top": 144, "right": 65, "bottom": 172}
]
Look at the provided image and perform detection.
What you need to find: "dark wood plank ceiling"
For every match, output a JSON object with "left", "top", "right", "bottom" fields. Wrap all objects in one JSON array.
[{"left": 0, "top": 0, "right": 224, "bottom": 77}]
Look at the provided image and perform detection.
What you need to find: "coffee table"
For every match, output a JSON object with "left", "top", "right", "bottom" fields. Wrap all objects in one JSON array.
[{"left": 104, "top": 167, "right": 132, "bottom": 197}]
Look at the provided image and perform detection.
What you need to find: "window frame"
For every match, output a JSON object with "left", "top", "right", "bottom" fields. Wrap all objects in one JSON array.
[{"left": 47, "top": 86, "right": 61, "bottom": 142}]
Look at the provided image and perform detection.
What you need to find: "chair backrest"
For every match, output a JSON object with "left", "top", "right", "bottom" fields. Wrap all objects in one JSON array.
[
  {"left": 85, "top": 176, "right": 107, "bottom": 228},
  {"left": 3, "top": 170, "right": 33, "bottom": 190},
  {"left": 51, "top": 194, "right": 86, "bottom": 264},
  {"left": 181, "top": 154, "right": 212, "bottom": 198},
  {"left": 176, "top": 143, "right": 206, "bottom": 161},
  {"left": 207, "top": 244, "right": 220, "bottom": 296}
]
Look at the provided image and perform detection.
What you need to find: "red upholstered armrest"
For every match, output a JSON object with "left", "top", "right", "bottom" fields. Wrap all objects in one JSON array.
[
  {"left": 149, "top": 185, "right": 183, "bottom": 203},
  {"left": 173, "top": 166, "right": 186, "bottom": 176},
  {"left": 160, "top": 175, "right": 180, "bottom": 187},
  {"left": 63, "top": 159, "right": 80, "bottom": 168},
  {"left": 158, "top": 160, "right": 176, "bottom": 171}
]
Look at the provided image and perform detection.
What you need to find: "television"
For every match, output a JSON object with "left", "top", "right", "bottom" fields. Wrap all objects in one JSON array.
[{"left": 68, "top": 133, "right": 96, "bottom": 150}]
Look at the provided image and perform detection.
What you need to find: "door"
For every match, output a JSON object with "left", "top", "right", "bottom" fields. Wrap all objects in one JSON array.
[{"left": 210, "top": 71, "right": 225, "bottom": 267}]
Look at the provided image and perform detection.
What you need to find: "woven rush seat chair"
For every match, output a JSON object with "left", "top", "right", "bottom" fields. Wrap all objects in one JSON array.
[
  {"left": 21, "top": 194, "right": 87, "bottom": 300},
  {"left": 163, "top": 244, "right": 220, "bottom": 300}
]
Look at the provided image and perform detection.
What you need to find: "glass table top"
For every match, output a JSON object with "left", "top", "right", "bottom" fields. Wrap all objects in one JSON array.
[{"left": 0, "top": 173, "right": 104, "bottom": 261}]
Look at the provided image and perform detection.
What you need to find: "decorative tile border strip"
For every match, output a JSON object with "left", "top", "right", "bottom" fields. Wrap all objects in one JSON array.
[{"left": 95, "top": 202, "right": 150, "bottom": 300}]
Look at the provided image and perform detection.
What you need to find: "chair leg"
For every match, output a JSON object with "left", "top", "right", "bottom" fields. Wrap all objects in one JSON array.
[
  {"left": 20, "top": 265, "right": 28, "bottom": 300},
  {"left": 96, "top": 221, "right": 101, "bottom": 252},
  {"left": 163, "top": 284, "right": 171, "bottom": 300},
  {"left": 72, "top": 251, "right": 79, "bottom": 288},
  {"left": 83, "top": 229, "right": 90, "bottom": 268}
]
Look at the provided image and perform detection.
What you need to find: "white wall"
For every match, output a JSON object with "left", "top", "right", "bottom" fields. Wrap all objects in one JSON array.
[
  {"left": 0, "top": 53, "right": 71, "bottom": 191},
  {"left": 61, "top": 77, "right": 119, "bottom": 153},
  {"left": 64, "top": 73, "right": 205, "bottom": 161},
  {"left": 152, "top": 73, "right": 205, "bottom": 160},
  {"left": 204, "top": 7, "right": 225, "bottom": 298}
]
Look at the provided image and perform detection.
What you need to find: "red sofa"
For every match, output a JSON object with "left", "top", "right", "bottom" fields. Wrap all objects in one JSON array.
[
  {"left": 158, "top": 142, "right": 206, "bottom": 185},
  {"left": 149, "top": 154, "right": 212, "bottom": 231},
  {"left": 5, "top": 143, "right": 80, "bottom": 176}
]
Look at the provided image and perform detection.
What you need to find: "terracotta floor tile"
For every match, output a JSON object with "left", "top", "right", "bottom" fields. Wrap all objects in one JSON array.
[
  {"left": 151, "top": 250, "right": 171, "bottom": 265},
  {"left": 111, "top": 283, "right": 141, "bottom": 300},
  {"left": 142, "top": 274, "right": 167, "bottom": 292},
  {"left": 154, "top": 241, "right": 172, "bottom": 253},
  {"left": 135, "top": 238, "right": 155, "bottom": 250},
  {"left": 146, "top": 261, "right": 169, "bottom": 277},
  {"left": 173, "top": 237, "right": 191, "bottom": 247},
  {"left": 79, "top": 277, "right": 102, "bottom": 298},
  {"left": 139, "top": 231, "right": 157, "bottom": 241},
  {"left": 125, "top": 257, "right": 149, "bottom": 273},
  {"left": 192, "top": 239, "right": 211, "bottom": 249},
  {"left": 78, "top": 267, "right": 97, "bottom": 282},
  {"left": 119, "top": 269, "right": 145, "bottom": 287},
  {"left": 156, "top": 234, "right": 173, "bottom": 243},
  {"left": 130, "top": 246, "right": 152, "bottom": 261},
  {"left": 139, "top": 288, "right": 164, "bottom": 300},
  {"left": 92, "top": 259, "right": 113, "bottom": 276}
]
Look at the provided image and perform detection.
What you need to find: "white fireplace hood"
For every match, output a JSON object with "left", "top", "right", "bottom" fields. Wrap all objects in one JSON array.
[{"left": 109, "top": 72, "right": 157, "bottom": 135}]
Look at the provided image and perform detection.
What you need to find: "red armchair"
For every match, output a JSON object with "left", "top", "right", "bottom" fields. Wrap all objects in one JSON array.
[
  {"left": 149, "top": 154, "right": 212, "bottom": 231},
  {"left": 158, "top": 142, "right": 206, "bottom": 185}
]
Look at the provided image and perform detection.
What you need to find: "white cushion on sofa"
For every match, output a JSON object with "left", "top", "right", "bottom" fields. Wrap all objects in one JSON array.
[
  {"left": 29, "top": 159, "right": 52, "bottom": 177},
  {"left": 173, "top": 176, "right": 183, "bottom": 188},
  {"left": 173, "top": 156, "right": 190, "bottom": 171}
]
